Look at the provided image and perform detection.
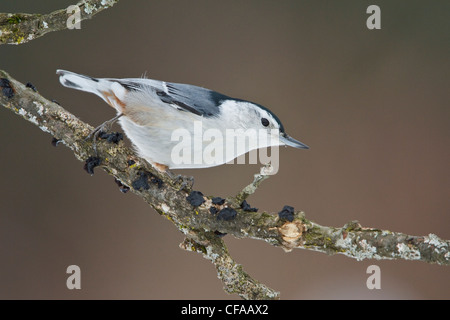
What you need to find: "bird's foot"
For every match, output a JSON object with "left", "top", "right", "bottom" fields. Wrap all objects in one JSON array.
[
  {"left": 165, "top": 169, "right": 194, "bottom": 192},
  {"left": 85, "top": 113, "right": 123, "bottom": 154}
]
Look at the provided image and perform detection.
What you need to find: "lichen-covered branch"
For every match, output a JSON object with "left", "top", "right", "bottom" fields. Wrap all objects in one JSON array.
[
  {"left": 180, "top": 231, "right": 279, "bottom": 300},
  {"left": 230, "top": 165, "right": 272, "bottom": 206},
  {"left": 0, "top": 70, "right": 449, "bottom": 299},
  {"left": 278, "top": 218, "right": 450, "bottom": 265},
  {"left": 0, "top": 0, "right": 118, "bottom": 45}
]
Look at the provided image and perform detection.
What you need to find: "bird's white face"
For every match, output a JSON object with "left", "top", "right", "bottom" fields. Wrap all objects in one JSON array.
[
  {"left": 217, "top": 100, "right": 308, "bottom": 150},
  {"left": 218, "top": 99, "right": 280, "bottom": 129}
]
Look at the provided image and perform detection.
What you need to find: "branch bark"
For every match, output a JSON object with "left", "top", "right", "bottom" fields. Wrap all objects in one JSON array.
[
  {"left": 1, "top": 70, "right": 449, "bottom": 299},
  {"left": 0, "top": 0, "right": 118, "bottom": 45}
]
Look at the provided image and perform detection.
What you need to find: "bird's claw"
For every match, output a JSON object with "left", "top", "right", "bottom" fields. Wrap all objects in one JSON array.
[
  {"left": 85, "top": 113, "right": 123, "bottom": 154},
  {"left": 165, "top": 170, "right": 194, "bottom": 191}
]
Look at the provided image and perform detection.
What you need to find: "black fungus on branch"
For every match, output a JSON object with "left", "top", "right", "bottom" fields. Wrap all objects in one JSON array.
[
  {"left": 114, "top": 178, "right": 130, "bottom": 193},
  {"left": 150, "top": 175, "right": 163, "bottom": 189},
  {"left": 212, "top": 197, "right": 225, "bottom": 205},
  {"left": 25, "top": 82, "right": 37, "bottom": 92},
  {"left": 241, "top": 200, "right": 258, "bottom": 212},
  {"left": 278, "top": 205, "right": 295, "bottom": 222},
  {"left": 98, "top": 131, "right": 124, "bottom": 144},
  {"left": 217, "top": 207, "right": 237, "bottom": 221},
  {"left": 132, "top": 171, "right": 150, "bottom": 191},
  {"left": 83, "top": 156, "right": 101, "bottom": 175},
  {"left": 51, "top": 137, "right": 62, "bottom": 147},
  {"left": 0, "top": 78, "right": 14, "bottom": 99},
  {"left": 214, "top": 230, "right": 227, "bottom": 237},
  {"left": 186, "top": 191, "right": 205, "bottom": 207}
]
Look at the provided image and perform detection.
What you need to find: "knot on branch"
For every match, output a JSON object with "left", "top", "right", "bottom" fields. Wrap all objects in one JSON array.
[{"left": 277, "top": 220, "right": 306, "bottom": 251}]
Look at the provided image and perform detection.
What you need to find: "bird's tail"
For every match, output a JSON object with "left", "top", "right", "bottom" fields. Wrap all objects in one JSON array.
[{"left": 56, "top": 69, "right": 127, "bottom": 111}]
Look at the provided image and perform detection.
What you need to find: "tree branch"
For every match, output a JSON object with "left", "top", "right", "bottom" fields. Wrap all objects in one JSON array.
[
  {"left": 1, "top": 70, "right": 449, "bottom": 299},
  {"left": 180, "top": 231, "right": 280, "bottom": 299},
  {"left": 0, "top": 0, "right": 118, "bottom": 45}
]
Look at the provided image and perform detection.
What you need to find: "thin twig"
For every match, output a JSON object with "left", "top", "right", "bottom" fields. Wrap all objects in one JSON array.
[
  {"left": 231, "top": 164, "right": 272, "bottom": 206},
  {"left": 0, "top": 0, "right": 118, "bottom": 45},
  {"left": 180, "top": 231, "right": 280, "bottom": 300}
]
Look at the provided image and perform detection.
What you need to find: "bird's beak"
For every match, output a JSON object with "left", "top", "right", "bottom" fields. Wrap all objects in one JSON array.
[{"left": 280, "top": 133, "right": 309, "bottom": 149}]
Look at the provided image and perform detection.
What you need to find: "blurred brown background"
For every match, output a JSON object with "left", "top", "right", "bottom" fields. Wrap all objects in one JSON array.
[{"left": 0, "top": 0, "right": 449, "bottom": 299}]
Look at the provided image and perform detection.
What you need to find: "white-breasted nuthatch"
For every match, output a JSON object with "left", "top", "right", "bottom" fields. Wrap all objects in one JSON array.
[{"left": 57, "top": 70, "right": 308, "bottom": 172}]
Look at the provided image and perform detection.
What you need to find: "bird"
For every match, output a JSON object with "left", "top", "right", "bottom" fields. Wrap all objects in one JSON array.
[{"left": 57, "top": 69, "right": 308, "bottom": 172}]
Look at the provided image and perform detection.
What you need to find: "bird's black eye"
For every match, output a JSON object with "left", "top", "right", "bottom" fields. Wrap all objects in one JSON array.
[{"left": 261, "top": 118, "right": 270, "bottom": 127}]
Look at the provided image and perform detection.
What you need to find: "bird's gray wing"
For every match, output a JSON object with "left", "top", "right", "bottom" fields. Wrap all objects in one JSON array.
[
  {"left": 116, "top": 78, "right": 231, "bottom": 117},
  {"left": 157, "top": 82, "right": 229, "bottom": 117}
]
